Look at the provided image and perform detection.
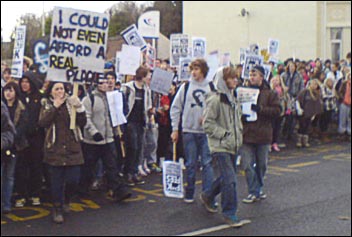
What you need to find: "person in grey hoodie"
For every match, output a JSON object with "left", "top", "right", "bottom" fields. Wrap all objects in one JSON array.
[
  {"left": 202, "top": 66, "right": 250, "bottom": 227},
  {"left": 170, "top": 59, "right": 214, "bottom": 203}
]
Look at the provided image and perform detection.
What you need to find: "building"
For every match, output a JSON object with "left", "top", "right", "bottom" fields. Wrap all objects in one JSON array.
[{"left": 183, "top": 1, "right": 351, "bottom": 63}]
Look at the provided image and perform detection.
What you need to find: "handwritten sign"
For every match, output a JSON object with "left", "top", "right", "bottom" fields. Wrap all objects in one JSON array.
[
  {"left": 47, "top": 7, "right": 109, "bottom": 83},
  {"left": 11, "top": 26, "right": 26, "bottom": 78},
  {"left": 150, "top": 68, "right": 174, "bottom": 95}
]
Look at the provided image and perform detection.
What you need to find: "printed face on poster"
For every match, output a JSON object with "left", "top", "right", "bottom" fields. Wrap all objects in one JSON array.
[
  {"left": 179, "top": 57, "right": 192, "bottom": 81},
  {"left": 262, "top": 64, "right": 272, "bottom": 82},
  {"left": 192, "top": 37, "right": 206, "bottom": 59},
  {"left": 170, "top": 34, "right": 189, "bottom": 67},
  {"left": 121, "top": 24, "right": 147, "bottom": 51},
  {"left": 47, "top": 7, "right": 109, "bottom": 84},
  {"left": 249, "top": 43, "right": 260, "bottom": 55},
  {"left": 268, "top": 38, "right": 280, "bottom": 56},
  {"left": 242, "top": 54, "right": 264, "bottom": 79}
]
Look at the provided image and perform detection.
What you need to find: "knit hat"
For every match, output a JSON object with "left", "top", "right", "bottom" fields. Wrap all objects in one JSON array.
[{"left": 251, "top": 65, "right": 265, "bottom": 76}]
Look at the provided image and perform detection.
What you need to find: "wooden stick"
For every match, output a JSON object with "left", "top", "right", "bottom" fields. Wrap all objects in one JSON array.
[
  {"left": 70, "top": 83, "right": 79, "bottom": 130},
  {"left": 173, "top": 142, "right": 177, "bottom": 162},
  {"left": 117, "top": 126, "right": 126, "bottom": 158}
]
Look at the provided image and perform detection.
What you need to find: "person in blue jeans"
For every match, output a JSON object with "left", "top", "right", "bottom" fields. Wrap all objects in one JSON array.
[
  {"left": 171, "top": 59, "right": 214, "bottom": 202},
  {"left": 240, "top": 66, "right": 281, "bottom": 204},
  {"left": 202, "top": 66, "right": 250, "bottom": 227}
]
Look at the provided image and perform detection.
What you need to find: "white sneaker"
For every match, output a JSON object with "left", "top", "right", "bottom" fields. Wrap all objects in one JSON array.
[{"left": 138, "top": 165, "right": 148, "bottom": 177}]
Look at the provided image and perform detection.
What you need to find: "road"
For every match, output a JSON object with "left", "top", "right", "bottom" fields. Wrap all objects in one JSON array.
[{"left": 1, "top": 140, "right": 351, "bottom": 236}]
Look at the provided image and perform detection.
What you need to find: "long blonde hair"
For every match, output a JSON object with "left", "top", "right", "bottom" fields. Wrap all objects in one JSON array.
[{"left": 307, "top": 79, "right": 321, "bottom": 100}]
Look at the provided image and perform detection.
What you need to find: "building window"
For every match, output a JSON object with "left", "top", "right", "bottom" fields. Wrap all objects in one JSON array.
[{"left": 330, "top": 28, "right": 342, "bottom": 62}]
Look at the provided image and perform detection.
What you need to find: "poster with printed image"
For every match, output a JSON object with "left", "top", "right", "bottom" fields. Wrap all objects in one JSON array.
[
  {"left": 121, "top": 24, "right": 147, "bottom": 51},
  {"left": 262, "top": 64, "right": 272, "bottom": 82},
  {"left": 163, "top": 161, "right": 184, "bottom": 199},
  {"left": 47, "top": 7, "right": 109, "bottom": 83},
  {"left": 179, "top": 57, "right": 192, "bottom": 81},
  {"left": 249, "top": 43, "right": 260, "bottom": 55},
  {"left": 268, "top": 38, "right": 280, "bottom": 56},
  {"left": 236, "top": 87, "right": 260, "bottom": 122},
  {"left": 239, "top": 48, "right": 248, "bottom": 65},
  {"left": 146, "top": 43, "right": 156, "bottom": 70},
  {"left": 11, "top": 26, "right": 26, "bottom": 78},
  {"left": 170, "top": 34, "right": 189, "bottom": 67},
  {"left": 241, "top": 54, "right": 264, "bottom": 79},
  {"left": 192, "top": 37, "right": 206, "bottom": 59}
]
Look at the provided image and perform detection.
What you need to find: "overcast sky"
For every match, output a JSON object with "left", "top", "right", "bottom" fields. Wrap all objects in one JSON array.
[{"left": 1, "top": 1, "right": 146, "bottom": 42}]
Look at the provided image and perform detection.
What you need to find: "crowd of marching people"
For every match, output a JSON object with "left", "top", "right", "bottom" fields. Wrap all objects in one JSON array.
[{"left": 1, "top": 51, "right": 351, "bottom": 226}]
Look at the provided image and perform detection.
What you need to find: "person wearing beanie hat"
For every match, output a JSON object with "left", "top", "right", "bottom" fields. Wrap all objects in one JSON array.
[{"left": 240, "top": 65, "right": 281, "bottom": 204}]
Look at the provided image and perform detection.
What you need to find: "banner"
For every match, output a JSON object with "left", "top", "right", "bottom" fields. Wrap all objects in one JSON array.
[
  {"left": 119, "top": 44, "right": 141, "bottom": 76},
  {"left": 47, "top": 7, "right": 109, "bottom": 83},
  {"left": 106, "top": 90, "right": 127, "bottom": 127},
  {"left": 121, "top": 24, "right": 147, "bottom": 51},
  {"left": 236, "top": 87, "right": 260, "bottom": 122},
  {"left": 179, "top": 57, "right": 192, "bottom": 81},
  {"left": 150, "top": 68, "right": 174, "bottom": 95},
  {"left": 170, "top": 34, "right": 189, "bottom": 67},
  {"left": 241, "top": 54, "right": 263, "bottom": 79},
  {"left": 138, "top": 11, "right": 160, "bottom": 39},
  {"left": 11, "top": 25, "right": 26, "bottom": 78},
  {"left": 268, "top": 38, "right": 280, "bottom": 56},
  {"left": 192, "top": 37, "right": 206, "bottom": 59},
  {"left": 163, "top": 161, "right": 184, "bottom": 199}
]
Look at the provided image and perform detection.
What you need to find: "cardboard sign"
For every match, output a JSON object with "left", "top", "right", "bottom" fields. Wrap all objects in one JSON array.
[
  {"left": 11, "top": 26, "right": 26, "bottom": 78},
  {"left": 192, "top": 37, "right": 206, "bottom": 59},
  {"left": 150, "top": 68, "right": 174, "bottom": 95},
  {"left": 121, "top": 24, "right": 147, "bottom": 51},
  {"left": 170, "top": 34, "right": 189, "bottom": 67},
  {"left": 47, "top": 7, "right": 109, "bottom": 83},
  {"left": 163, "top": 161, "right": 184, "bottom": 199}
]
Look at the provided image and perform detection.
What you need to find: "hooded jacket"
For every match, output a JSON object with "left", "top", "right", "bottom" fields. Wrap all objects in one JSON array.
[
  {"left": 1, "top": 101, "right": 16, "bottom": 151},
  {"left": 203, "top": 68, "right": 243, "bottom": 155}
]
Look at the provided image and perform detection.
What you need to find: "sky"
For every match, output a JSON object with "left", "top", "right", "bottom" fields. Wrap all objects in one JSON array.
[{"left": 1, "top": 1, "right": 146, "bottom": 42}]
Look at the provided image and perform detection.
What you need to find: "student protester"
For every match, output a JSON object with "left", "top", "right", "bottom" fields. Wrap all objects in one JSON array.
[
  {"left": 15, "top": 71, "right": 45, "bottom": 208},
  {"left": 241, "top": 65, "right": 281, "bottom": 204},
  {"left": 121, "top": 66, "right": 152, "bottom": 186},
  {"left": 1, "top": 68, "right": 12, "bottom": 89},
  {"left": 38, "top": 82, "right": 86, "bottom": 224},
  {"left": 170, "top": 59, "right": 215, "bottom": 203},
  {"left": 296, "top": 79, "right": 323, "bottom": 148},
  {"left": 80, "top": 77, "right": 131, "bottom": 201},
  {"left": 337, "top": 73, "right": 351, "bottom": 141},
  {"left": 1, "top": 83, "right": 28, "bottom": 214},
  {"left": 202, "top": 66, "right": 250, "bottom": 227}
]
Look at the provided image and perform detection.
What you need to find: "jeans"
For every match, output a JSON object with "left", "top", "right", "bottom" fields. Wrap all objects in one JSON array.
[
  {"left": 338, "top": 103, "right": 351, "bottom": 135},
  {"left": 49, "top": 165, "right": 80, "bottom": 206},
  {"left": 141, "top": 124, "right": 158, "bottom": 165},
  {"left": 125, "top": 122, "right": 145, "bottom": 175},
  {"left": 240, "top": 143, "right": 269, "bottom": 197},
  {"left": 1, "top": 157, "right": 17, "bottom": 210},
  {"left": 183, "top": 133, "right": 214, "bottom": 199},
  {"left": 206, "top": 153, "right": 238, "bottom": 217},
  {"left": 81, "top": 142, "right": 124, "bottom": 192}
]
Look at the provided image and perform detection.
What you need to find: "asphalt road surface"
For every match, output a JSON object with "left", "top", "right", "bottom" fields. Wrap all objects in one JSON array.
[{"left": 2, "top": 140, "right": 351, "bottom": 236}]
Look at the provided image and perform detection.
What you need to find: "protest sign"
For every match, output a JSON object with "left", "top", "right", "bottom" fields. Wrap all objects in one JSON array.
[
  {"left": 138, "top": 11, "right": 160, "bottom": 39},
  {"left": 115, "top": 51, "right": 121, "bottom": 74},
  {"left": 239, "top": 48, "right": 248, "bottom": 65},
  {"left": 170, "top": 34, "right": 189, "bottom": 67},
  {"left": 206, "top": 52, "right": 220, "bottom": 82},
  {"left": 192, "top": 37, "right": 206, "bottom": 59},
  {"left": 119, "top": 44, "right": 141, "bottom": 76},
  {"left": 31, "top": 36, "right": 49, "bottom": 81},
  {"left": 260, "top": 49, "right": 270, "bottom": 63},
  {"left": 249, "top": 43, "right": 260, "bottom": 55},
  {"left": 106, "top": 90, "right": 127, "bottom": 127},
  {"left": 236, "top": 87, "right": 260, "bottom": 122},
  {"left": 163, "top": 160, "right": 184, "bottom": 199},
  {"left": 179, "top": 57, "right": 192, "bottom": 81},
  {"left": 47, "top": 7, "right": 109, "bottom": 84},
  {"left": 150, "top": 68, "right": 174, "bottom": 95},
  {"left": 11, "top": 26, "right": 26, "bottom": 78},
  {"left": 146, "top": 43, "right": 156, "bottom": 70},
  {"left": 242, "top": 54, "right": 264, "bottom": 79},
  {"left": 268, "top": 38, "right": 280, "bottom": 56},
  {"left": 222, "top": 52, "right": 231, "bottom": 67},
  {"left": 262, "top": 64, "right": 272, "bottom": 82},
  {"left": 121, "top": 24, "right": 147, "bottom": 51}
]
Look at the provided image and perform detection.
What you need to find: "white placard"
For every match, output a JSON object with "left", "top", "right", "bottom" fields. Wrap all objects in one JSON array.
[
  {"left": 268, "top": 38, "right": 280, "bottom": 56},
  {"left": 179, "top": 57, "right": 192, "bottom": 81},
  {"left": 47, "top": 7, "right": 109, "bottom": 83},
  {"left": 163, "top": 161, "right": 184, "bottom": 199},
  {"left": 121, "top": 24, "right": 147, "bottom": 51},
  {"left": 222, "top": 52, "right": 231, "bottom": 67},
  {"left": 242, "top": 54, "right": 264, "bottom": 79},
  {"left": 262, "top": 64, "right": 272, "bottom": 82},
  {"left": 170, "top": 34, "right": 189, "bottom": 67},
  {"left": 192, "top": 37, "right": 206, "bottom": 59},
  {"left": 115, "top": 51, "right": 121, "bottom": 75},
  {"left": 11, "top": 26, "right": 26, "bottom": 78},
  {"left": 119, "top": 44, "right": 141, "bottom": 76},
  {"left": 106, "top": 90, "right": 127, "bottom": 127},
  {"left": 206, "top": 53, "right": 220, "bottom": 82},
  {"left": 138, "top": 11, "right": 160, "bottom": 39},
  {"left": 249, "top": 43, "right": 260, "bottom": 55},
  {"left": 146, "top": 43, "right": 156, "bottom": 70},
  {"left": 150, "top": 68, "right": 174, "bottom": 95},
  {"left": 236, "top": 87, "right": 260, "bottom": 122}
]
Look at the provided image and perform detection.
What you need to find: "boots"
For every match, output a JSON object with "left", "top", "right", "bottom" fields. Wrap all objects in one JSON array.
[
  {"left": 52, "top": 204, "right": 64, "bottom": 224},
  {"left": 296, "top": 134, "right": 303, "bottom": 148},
  {"left": 302, "top": 135, "right": 310, "bottom": 147}
]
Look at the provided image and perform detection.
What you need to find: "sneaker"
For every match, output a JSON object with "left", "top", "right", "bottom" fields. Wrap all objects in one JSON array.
[
  {"left": 52, "top": 207, "right": 64, "bottom": 224},
  {"left": 223, "top": 215, "right": 251, "bottom": 228},
  {"left": 272, "top": 143, "right": 280, "bottom": 152},
  {"left": 242, "top": 194, "right": 258, "bottom": 204},
  {"left": 149, "top": 163, "right": 162, "bottom": 173},
  {"left": 259, "top": 191, "right": 267, "bottom": 199},
  {"left": 91, "top": 179, "right": 101, "bottom": 191},
  {"left": 126, "top": 174, "right": 136, "bottom": 187},
  {"left": 15, "top": 198, "right": 26, "bottom": 208},
  {"left": 133, "top": 174, "right": 146, "bottom": 185},
  {"left": 184, "top": 198, "right": 194, "bottom": 203},
  {"left": 199, "top": 193, "right": 217, "bottom": 213},
  {"left": 31, "top": 197, "right": 41, "bottom": 206}
]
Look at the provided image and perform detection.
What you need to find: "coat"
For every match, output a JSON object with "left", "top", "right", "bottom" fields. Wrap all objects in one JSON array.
[{"left": 1, "top": 101, "right": 16, "bottom": 151}]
